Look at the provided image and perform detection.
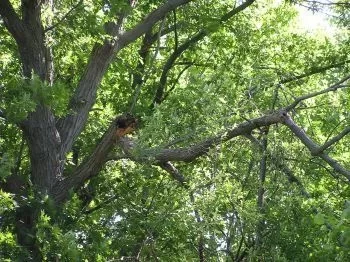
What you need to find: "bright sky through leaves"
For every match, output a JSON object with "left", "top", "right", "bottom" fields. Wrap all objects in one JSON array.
[{"left": 296, "top": 3, "right": 335, "bottom": 34}]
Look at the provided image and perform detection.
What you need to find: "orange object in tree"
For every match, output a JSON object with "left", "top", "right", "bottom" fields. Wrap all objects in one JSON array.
[{"left": 115, "top": 113, "right": 138, "bottom": 137}]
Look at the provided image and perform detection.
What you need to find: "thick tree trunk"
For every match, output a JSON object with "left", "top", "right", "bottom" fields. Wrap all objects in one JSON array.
[
  {"left": 0, "top": 1, "right": 60, "bottom": 257},
  {"left": 22, "top": 106, "right": 62, "bottom": 193}
]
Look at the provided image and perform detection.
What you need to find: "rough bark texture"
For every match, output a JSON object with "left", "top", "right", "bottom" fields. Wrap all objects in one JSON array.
[
  {"left": 1, "top": 0, "right": 350, "bottom": 259},
  {"left": 0, "top": 0, "right": 194, "bottom": 257}
]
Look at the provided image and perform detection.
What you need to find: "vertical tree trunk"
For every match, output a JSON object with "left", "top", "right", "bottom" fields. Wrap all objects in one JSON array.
[
  {"left": 7, "top": 2, "right": 61, "bottom": 258},
  {"left": 256, "top": 129, "right": 268, "bottom": 248},
  {"left": 190, "top": 193, "right": 205, "bottom": 262}
]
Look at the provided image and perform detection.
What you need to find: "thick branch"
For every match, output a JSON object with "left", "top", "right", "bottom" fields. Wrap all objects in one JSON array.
[
  {"left": 283, "top": 114, "right": 350, "bottom": 181},
  {"left": 52, "top": 114, "right": 137, "bottom": 203},
  {"left": 57, "top": 0, "right": 192, "bottom": 157},
  {"left": 121, "top": 110, "right": 285, "bottom": 162},
  {"left": 0, "top": 0, "right": 26, "bottom": 43}
]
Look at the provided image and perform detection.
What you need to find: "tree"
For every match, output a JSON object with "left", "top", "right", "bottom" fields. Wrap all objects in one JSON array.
[{"left": 0, "top": 0, "right": 349, "bottom": 260}]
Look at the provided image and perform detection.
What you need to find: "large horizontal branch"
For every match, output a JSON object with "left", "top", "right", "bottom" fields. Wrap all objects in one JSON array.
[
  {"left": 53, "top": 108, "right": 350, "bottom": 203},
  {"left": 120, "top": 110, "right": 285, "bottom": 162},
  {"left": 283, "top": 114, "right": 350, "bottom": 182},
  {"left": 57, "top": 0, "right": 193, "bottom": 158},
  {"left": 53, "top": 72, "right": 350, "bottom": 203},
  {"left": 152, "top": 0, "right": 256, "bottom": 106},
  {"left": 52, "top": 110, "right": 285, "bottom": 203}
]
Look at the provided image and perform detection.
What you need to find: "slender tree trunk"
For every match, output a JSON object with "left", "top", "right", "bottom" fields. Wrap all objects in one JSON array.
[
  {"left": 256, "top": 128, "right": 268, "bottom": 248},
  {"left": 190, "top": 193, "right": 205, "bottom": 262}
]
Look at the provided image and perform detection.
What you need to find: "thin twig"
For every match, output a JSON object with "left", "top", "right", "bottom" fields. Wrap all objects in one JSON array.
[
  {"left": 45, "top": 0, "right": 84, "bottom": 32},
  {"left": 285, "top": 75, "right": 350, "bottom": 111}
]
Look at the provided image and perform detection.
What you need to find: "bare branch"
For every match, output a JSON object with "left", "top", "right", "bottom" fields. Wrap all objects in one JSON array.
[
  {"left": 164, "top": 63, "right": 193, "bottom": 97},
  {"left": 283, "top": 114, "right": 350, "bottom": 182},
  {"left": 83, "top": 194, "right": 119, "bottom": 215},
  {"left": 279, "top": 60, "right": 350, "bottom": 86}
]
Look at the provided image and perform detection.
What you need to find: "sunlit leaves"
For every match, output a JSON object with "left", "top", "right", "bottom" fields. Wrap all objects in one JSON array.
[{"left": 2, "top": 75, "right": 70, "bottom": 122}]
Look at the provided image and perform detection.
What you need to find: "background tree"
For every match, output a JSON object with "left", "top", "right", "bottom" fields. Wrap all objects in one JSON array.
[{"left": 0, "top": 0, "right": 350, "bottom": 261}]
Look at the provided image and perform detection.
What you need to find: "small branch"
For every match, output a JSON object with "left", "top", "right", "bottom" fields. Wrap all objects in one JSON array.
[
  {"left": 245, "top": 134, "right": 310, "bottom": 197},
  {"left": 120, "top": 0, "right": 193, "bottom": 46},
  {"left": 317, "top": 126, "right": 350, "bottom": 154},
  {"left": 129, "top": 17, "right": 166, "bottom": 112},
  {"left": 283, "top": 114, "right": 350, "bottom": 182},
  {"left": 83, "top": 194, "right": 119, "bottom": 215},
  {"left": 279, "top": 60, "right": 350, "bottom": 86},
  {"left": 44, "top": 0, "right": 84, "bottom": 32},
  {"left": 105, "top": 154, "right": 130, "bottom": 162},
  {"left": 158, "top": 161, "right": 187, "bottom": 186},
  {"left": 151, "top": 30, "right": 206, "bottom": 107},
  {"left": 162, "top": 63, "right": 193, "bottom": 100},
  {"left": 285, "top": 75, "right": 350, "bottom": 111},
  {"left": 173, "top": 10, "right": 178, "bottom": 51},
  {"left": 151, "top": 0, "right": 256, "bottom": 107},
  {"left": 256, "top": 128, "right": 268, "bottom": 247},
  {"left": 270, "top": 155, "right": 310, "bottom": 198}
]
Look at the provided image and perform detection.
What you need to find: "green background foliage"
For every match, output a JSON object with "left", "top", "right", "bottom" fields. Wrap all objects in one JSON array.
[{"left": 1, "top": 0, "right": 350, "bottom": 261}]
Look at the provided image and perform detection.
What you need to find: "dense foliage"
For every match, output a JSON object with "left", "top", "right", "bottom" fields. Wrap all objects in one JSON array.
[{"left": 0, "top": 0, "right": 350, "bottom": 261}]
